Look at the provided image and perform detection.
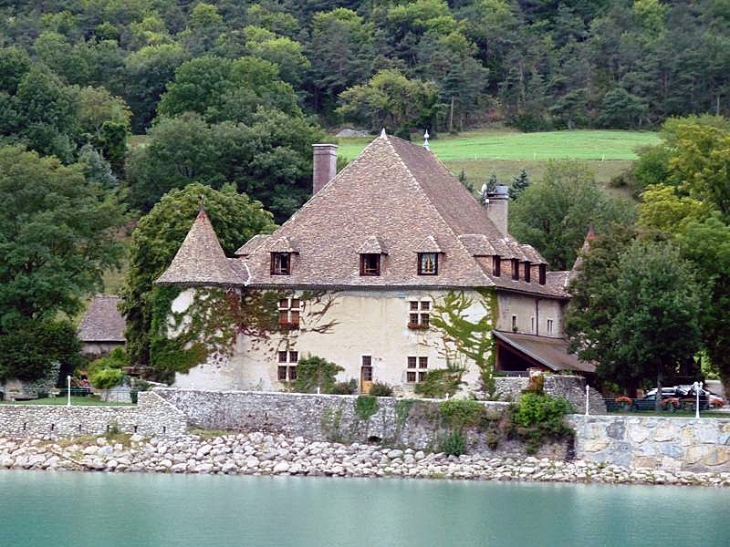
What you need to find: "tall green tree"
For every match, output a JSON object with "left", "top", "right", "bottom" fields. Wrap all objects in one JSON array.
[
  {"left": 126, "top": 111, "right": 325, "bottom": 220},
  {"left": 510, "top": 161, "right": 635, "bottom": 269},
  {"left": 120, "top": 183, "right": 275, "bottom": 366},
  {"left": 566, "top": 236, "right": 705, "bottom": 399}
]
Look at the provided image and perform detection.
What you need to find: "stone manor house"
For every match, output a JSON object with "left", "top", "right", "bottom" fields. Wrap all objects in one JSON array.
[{"left": 157, "top": 131, "right": 593, "bottom": 393}]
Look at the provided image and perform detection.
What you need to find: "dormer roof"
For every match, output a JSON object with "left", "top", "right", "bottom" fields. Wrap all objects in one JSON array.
[{"left": 358, "top": 235, "right": 387, "bottom": 255}]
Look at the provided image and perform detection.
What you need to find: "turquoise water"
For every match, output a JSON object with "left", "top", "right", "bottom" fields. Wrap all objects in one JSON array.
[{"left": 1, "top": 471, "right": 728, "bottom": 546}]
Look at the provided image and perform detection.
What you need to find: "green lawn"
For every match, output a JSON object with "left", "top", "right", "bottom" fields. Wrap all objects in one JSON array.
[
  {"left": 0, "top": 396, "right": 133, "bottom": 406},
  {"left": 336, "top": 129, "right": 659, "bottom": 188}
]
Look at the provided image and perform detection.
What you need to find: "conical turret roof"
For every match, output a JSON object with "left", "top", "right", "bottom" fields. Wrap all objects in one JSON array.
[{"left": 156, "top": 208, "right": 244, "bottom": 287}]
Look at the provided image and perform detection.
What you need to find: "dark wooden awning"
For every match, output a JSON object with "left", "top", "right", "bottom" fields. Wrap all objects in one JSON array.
[{"left": 492, "top": 330, "right": 595, "bottom": 374}]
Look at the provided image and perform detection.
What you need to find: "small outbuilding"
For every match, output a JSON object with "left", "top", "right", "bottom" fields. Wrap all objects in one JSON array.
[{"left": 77, "top": 295, "right": 126, "bottom": 355}]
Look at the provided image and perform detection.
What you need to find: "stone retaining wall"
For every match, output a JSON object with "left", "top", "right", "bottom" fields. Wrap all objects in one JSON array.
[
  {"left": 570, "top": 415, "right": 730, "bottom": 472},
  {"left": 0, "top": 392, "right": 187, "bottom": 438},
  {"left": 154, "top": 388, "right": 568, "bottom": 459},
  {"left": 493, "top": 375, "right": 606, "bottom": 414}
]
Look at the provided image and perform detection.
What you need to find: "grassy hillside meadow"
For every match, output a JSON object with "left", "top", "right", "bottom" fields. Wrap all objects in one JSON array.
[{"left": 336, "top": 128, "right": 659, "bottom": 190}]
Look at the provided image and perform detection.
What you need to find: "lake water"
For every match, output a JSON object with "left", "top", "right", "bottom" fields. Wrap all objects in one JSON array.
[{"left": 1, "top": 471, "right": 728, "bottom": 547}]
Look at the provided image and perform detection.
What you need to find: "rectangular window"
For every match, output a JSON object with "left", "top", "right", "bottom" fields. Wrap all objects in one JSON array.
[
  {"left": 547, "top": 319, "right": 554, "bottom": 335},
  {"left": 407, "top": 356, "right": 428, "bottom": 383},
  {"left": 270, "top": 253, "right": 291, "bottom": 275},
  {"left": 511, "top": 315, "right": 518, "bottom": 331},
  {"left": 512, "top": 259, "right": 520, "bottom": 280},
  {"left": 407, "top": 301, "right": 431, "bottom": 330},
  {"left": 539, "top": 264, "right": 547, "bottom": 285},
  {"left": 277, "top": 350, "right": 298, "bottom": 381},
  {"left": 362, "top": 355, "right": 372, "bottom": 367},
  {"left": 278, "top": 298, "right": 301, "bottom": 329},
  {"left": 524, "top": 262, "right": 531, "bottom": 283},
  {"left": 417, "top": 253, "right": 438, "bottom": 275},
  {"left": 493, "top": 256, "right": 501, "bottom": 277},
  {"left": 360, "top": 254, "right": 381, "bottom": 276}
]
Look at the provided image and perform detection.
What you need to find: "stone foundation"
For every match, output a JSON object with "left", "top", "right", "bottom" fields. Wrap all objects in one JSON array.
[
  {"left": 493, "top": 375, "right": 606, "bottom": 414},
  {"left": 570, "top": 415, "right": 730, "bottom": 472}
]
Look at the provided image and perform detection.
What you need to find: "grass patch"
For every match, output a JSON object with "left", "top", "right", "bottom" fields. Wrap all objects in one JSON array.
[
  {"left": 336, "top": 129, "right": 659, "bottom": 162},
  {"left": 0, "top": 396, "right": 134, "bottom": 406},
  {"left": 336, "top": 129, "right": 657, "bottom": 197}
]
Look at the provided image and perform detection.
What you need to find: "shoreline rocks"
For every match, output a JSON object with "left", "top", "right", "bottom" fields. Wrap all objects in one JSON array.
[{"left": 0, "top": 433, "right": 728, "bottom": 488}]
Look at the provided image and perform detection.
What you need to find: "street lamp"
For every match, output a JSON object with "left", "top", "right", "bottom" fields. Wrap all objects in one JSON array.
[
  {"left": 67, "top": 375, "right": 71, "bottom": 407},
  {"left": 692, "top": 381, "right": 703, "bottom": 419}
]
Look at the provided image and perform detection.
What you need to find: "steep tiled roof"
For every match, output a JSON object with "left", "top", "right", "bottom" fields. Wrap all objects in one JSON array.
[
  {"left": 235, "top": 234, "right": 269, "bottom": 257},
  {"left": 239, "top": 134, "right": 495, "bottom": 289},
  {"left": 78, "top": 295, "right": 126, "bottom": 342},
  {"left": 156, "top": 209, "right": 243, "bottom": 287}
]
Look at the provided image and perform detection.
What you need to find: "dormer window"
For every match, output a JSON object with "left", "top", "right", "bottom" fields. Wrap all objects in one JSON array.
[
  {"left": 360, "top": 254, "right": 381, "bottom": 276},
  {"left": 524, "top": 262, "right": 531, "bottom": 283},
  {"left": 271, "top": 252, "right": 291, "bottom": 275},
  {"left": 493, "top": 256, "right": 501, "bottom": 277},
  {"left": 511, "top": 259, "right": 520, "bottom": 280},
  {"left": 539, "top": 264, "right": 547, "bottom": 285},
  {"left": 418, "top": 253, "right": 438, "bottom": 275}
]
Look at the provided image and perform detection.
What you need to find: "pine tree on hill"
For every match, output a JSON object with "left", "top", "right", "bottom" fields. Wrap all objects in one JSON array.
[{"left": 510, "top": 168, "right": 530, "bottom": 200}]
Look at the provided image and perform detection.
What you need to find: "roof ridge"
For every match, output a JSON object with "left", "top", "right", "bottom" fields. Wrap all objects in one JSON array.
[{"left": 384, "top": 137, "right": 493, "bottom": 286}]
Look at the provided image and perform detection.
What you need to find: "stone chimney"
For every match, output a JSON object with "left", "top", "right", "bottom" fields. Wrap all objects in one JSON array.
[
  {"left": 312, "top": 144, "right": 338, "bottom": 195},
  {"left": 486, "top": 185, "right": 509, "bottom": 236}
]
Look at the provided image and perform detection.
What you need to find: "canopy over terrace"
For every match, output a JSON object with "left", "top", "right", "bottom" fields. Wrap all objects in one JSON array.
[{"left": 492, "top": 330, "right": 595, "bottom": 375}]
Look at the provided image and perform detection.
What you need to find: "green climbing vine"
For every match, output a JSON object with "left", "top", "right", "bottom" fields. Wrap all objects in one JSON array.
[
  {"left": 428, "top": 289, "right": 498, "bottom": 397},
  {"left": 149, "top": 286, "right": 239, "bottom": 380},
  {"left": 148, "top": 286, "right": 340, "bottom": 382}
]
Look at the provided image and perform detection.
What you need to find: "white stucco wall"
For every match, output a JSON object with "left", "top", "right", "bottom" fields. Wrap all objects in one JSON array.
[
  {"left": 496, "top": 293, "right": 565, "bottom": 337},
  {"left": 171, "top": 289, "right": 492, "bottom": 393}
]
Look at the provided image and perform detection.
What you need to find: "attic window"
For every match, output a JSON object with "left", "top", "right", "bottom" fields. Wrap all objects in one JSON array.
[
  {"left": 271, "top": 252, "right": 291, "bottom": 275},
  {"left": 493, "top": 256, "right": 501, "bottom": 277},
  {"left": 511, "top": 259, "right": 520, "bottom": 280},
  {"left": 539, "top": 264, "right": 547, "bottom": 285},
  {"left": 524, "top": 262, "right": 531, "bottom": 283},
  {"left": 360, "top": 254, "right": 381, "bottom": 276},
  {"left": 417, "top": 253, "right": 438, "bottom": 275}
]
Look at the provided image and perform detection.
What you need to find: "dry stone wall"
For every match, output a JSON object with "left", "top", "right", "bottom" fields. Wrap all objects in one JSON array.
[
  {"left": 154, "top": 388, "right": 568, "bottom": 459},
  {"left": 570, "top": 415, "right": 730, "bottom": 472},
  {"left": 0, "top": 392, "right": 186, "bottom": 438}
]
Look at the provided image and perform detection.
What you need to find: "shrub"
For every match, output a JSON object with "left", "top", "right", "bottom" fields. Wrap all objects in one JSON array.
[
  {"left": 293, "top": 355, "right": 344, "bottom": 394},
  {"left": 88, "top": 348, "right": 127, "bottom": 389},
  {"left": 441, "top": 430, "right": 467, "bottom": 456},
  {"left": 510, "top": 393, "right": 574, "bottom": 454},
  {"left": 354, "top": 395, "right": 378, "bottom": 421},
  {"left": 331, "top": 378, "right": 358, "bottom": 395},
  {"left": 439, "top": 399, "right": 484, "bottom": 431},
  {"left": 369, "top": 381, "right": 394, "bottom": 397},
  {"left": 414, "top": 365, "right": 465, "bottom": 398}
]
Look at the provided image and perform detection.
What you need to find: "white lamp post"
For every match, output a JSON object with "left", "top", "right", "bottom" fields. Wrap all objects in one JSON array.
[
  {"left": 692, "top": 381, "right": 703, "bottom": 419},
  {"left": 585, "top": 384, "right": 590, "bottom": 416},
  {"left": 67, "top": 375, "right": 71, "bottom": 407}
]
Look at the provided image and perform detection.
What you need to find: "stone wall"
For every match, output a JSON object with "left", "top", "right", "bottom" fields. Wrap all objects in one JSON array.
[
  {"left": 570, "top": 415, "right": 730, "bottom": 472},
  {"left": 492, "top": 375, "right": 606, "bottom": 414},
  {"left": 0, "top": 392, "right": 186, "bottom": 438},
  {"left": 154, "top": 388, "right": 568, "bottom": 459}
]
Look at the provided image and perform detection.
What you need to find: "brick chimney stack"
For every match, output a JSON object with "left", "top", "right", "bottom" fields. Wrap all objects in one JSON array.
[{"left": 312, "top": 144, "right": 338, "bottom": 195}]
